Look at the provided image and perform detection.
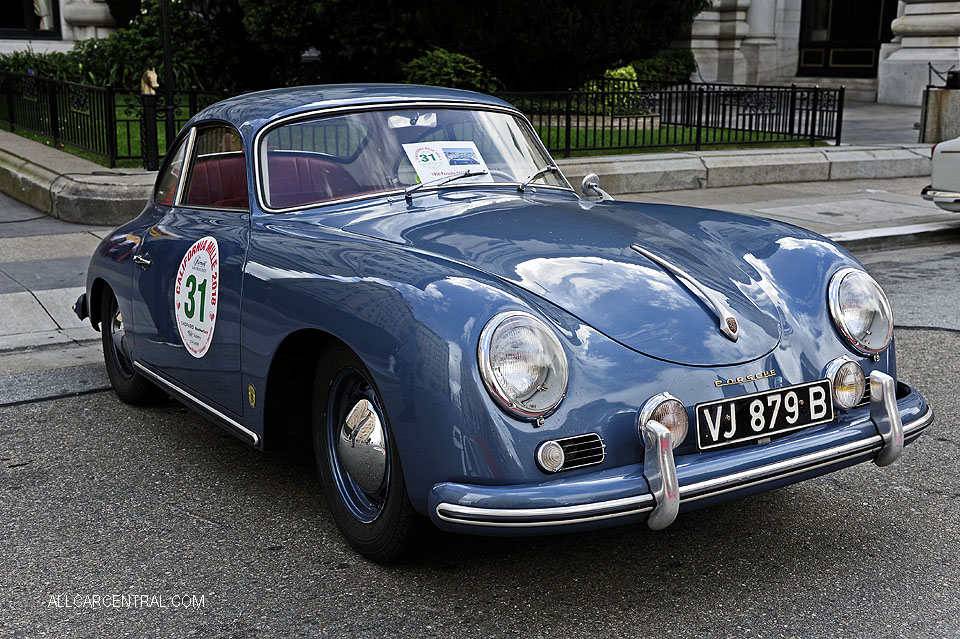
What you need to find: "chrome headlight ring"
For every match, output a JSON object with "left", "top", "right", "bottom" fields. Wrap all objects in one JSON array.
[
  {"left": 828, "top": 267, "right": 894, "bottom": 356},
  {"left": 478, "top": 310, "right": 569, "bottom": 421}
]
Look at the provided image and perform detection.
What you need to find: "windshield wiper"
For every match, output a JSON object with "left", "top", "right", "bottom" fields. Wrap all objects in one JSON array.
[
  {"left": 518, "top": 164, "right": 560, "bottom": 192},
  {"left": 404, "top": 169, "right": 488, "bottom": 200}
]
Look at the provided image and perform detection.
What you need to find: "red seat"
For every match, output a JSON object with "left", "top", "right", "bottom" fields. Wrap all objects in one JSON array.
[
  {"left": 267, "top": 154, "right": 360, "bottom": 208},
  {"left": 184, "top": 155, "right": 248, "bottom": 209}
]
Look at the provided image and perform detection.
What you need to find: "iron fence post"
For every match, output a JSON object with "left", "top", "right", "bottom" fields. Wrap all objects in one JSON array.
[
  {"left": 788, "top": 83, "right": 797, "bottom": 136},
  {"left": 835, "top": 86, "right": 845, "bottom": 146},
  {"left": 47, "top": 78, "right": 60, "bottom": 145},
  {"left": 695, "top": 86, "right": 704, "bottom": 150},
  {"left": 105, "top": 84, "right": 117, "bottom": 168},
  {"left": 141, "top": 93, "right": 160, "bottom": 171},
  {"left": 564, "top": 89, "right": 572, "bottom": 158},
  {"left": 189, "top": 86, "right": 197, "bottom": 116},
  {"left": 810, "top": 86, "right": 820, "bottom": 146},
  {"left": 3, "top": 74, "right": 14, "bottom": 133}
]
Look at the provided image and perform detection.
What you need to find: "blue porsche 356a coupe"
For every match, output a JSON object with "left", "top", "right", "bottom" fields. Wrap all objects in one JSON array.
[{"left": 74, "top": 85, "right": 932, "bottom": 561}]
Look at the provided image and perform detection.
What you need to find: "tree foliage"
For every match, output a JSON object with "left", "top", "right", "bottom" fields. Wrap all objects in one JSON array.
[
  {"left": 415, "top": 0, "right": 710, "bottom": 90},
  {"left": 0, "top": 0, "right": 708, "bottom": 92},
  {"left": 402, "top": 49, "right": 502, "bottom": 93}
]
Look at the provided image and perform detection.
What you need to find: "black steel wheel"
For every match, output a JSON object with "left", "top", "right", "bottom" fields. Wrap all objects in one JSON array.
[
  {"left": 312, "top": 342, "right": 421, "bottom": 562},
  {"left": 100, "top": 289, "right": 160, "bottom": 405}
]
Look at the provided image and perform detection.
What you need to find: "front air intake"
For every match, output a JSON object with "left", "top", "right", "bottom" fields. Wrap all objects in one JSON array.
[{"left": 557, "top": 433, "right": 605, "bottom": 470}]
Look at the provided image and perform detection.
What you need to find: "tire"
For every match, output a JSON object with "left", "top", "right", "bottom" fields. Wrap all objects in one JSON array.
[
  {"left": 312, "top": 342, "right": 421, "bottom": 562},
  {"left": 101, "top": 288, "right": 161, "bottom": 405}
]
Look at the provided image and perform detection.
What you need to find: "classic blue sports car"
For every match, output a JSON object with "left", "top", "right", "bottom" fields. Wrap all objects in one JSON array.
[{"left": 75, "top": 85, "right": 932, "bottom": 561}]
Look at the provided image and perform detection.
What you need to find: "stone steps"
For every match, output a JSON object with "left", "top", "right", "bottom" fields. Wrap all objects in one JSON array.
[{"left": 773, "top": 77, "right": 878, "bottom": 103}]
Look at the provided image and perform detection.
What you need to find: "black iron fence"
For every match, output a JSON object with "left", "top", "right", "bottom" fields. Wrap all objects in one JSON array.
[
  {"left": 500, "top": 82, "right": 845, "bottom": 157},
  {"left": 0, "top": 73, "right": 845, "bottom": 167},
  {"left": 0, "top": 71, "right": 230, "bottom": 169}
]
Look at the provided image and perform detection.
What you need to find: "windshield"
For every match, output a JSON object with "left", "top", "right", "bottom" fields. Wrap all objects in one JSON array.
[{"left": 258, "top": 107, "right": 568, "bottom": 210}]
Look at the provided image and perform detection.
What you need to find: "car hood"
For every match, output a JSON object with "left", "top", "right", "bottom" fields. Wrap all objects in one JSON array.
[{"left": 341, "top": 192, "right": 786, "bottom": 366}]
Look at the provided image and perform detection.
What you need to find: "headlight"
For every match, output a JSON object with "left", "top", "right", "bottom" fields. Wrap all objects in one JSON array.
[
  {"left": 478, "top": 311, "right": 569, "bottom": 420},
  {"left": 828, "top": 268, "right": 894, "bottom": 355}
]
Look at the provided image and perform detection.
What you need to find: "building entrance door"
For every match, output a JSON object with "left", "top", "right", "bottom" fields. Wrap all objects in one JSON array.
[{"left": 798, "top": 0, "right": 898, "bottom": 78}]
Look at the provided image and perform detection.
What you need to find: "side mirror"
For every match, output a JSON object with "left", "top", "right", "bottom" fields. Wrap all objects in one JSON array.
[{"left": 581, "top": 173, "right": 614, "bottom": 201}]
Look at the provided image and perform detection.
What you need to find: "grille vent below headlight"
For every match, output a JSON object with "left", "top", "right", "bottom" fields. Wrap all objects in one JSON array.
[
  {"left": 855, "top": 376, "right": 872, "bottom": 407},
  {"left": 557, "top": 433, "right": 605, "bottom": 470}
]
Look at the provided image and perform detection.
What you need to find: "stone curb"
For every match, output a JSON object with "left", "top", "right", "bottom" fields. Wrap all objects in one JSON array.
[
  {"left": 826, "top": 220, "right": 960, "bottom": 252},
  {"left": 557, "top": 144, "right": 932, "bottom": 196},
  {"left": 0, "top": 137, "right": 153, "bottom": 226}
]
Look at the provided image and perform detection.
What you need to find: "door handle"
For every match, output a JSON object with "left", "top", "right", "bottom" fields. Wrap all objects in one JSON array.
[{"left": 133, "top": 254, "right": 152, "bottom": 268}]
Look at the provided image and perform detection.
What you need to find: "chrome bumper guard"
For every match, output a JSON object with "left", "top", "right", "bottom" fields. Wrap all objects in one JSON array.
[
  {"left": 435, "top": 378, "right": 932, "bottom": 530},
  {"left": 921, "top": 185, "right": 960, "bottom": 203}
]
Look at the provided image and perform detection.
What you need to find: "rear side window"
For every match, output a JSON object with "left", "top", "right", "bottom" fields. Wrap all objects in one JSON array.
[
  {"left": 182, "top": 126, "right": 249, "bottom": 210},
  {"left": 154, "top": 136, "right": 188, "bottom": 206}
]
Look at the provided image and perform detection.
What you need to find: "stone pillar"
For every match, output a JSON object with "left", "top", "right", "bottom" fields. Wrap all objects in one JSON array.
[
  {"left": 62, "top": 0, "right": 116, "bottom": 41},
  {"left": 878, "top": 0, "right": 960, "bottom": 106},
  {"left": 742, "top": 0, "right": 779, "bottom": 83},
  {"left": 688, "top": 0, "right": 752, "bottom": 83}
]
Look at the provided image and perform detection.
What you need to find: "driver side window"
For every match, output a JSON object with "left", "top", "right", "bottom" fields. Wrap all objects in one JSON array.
[{"left": 181, "top": 126, "right": 249, "bottom": 210}]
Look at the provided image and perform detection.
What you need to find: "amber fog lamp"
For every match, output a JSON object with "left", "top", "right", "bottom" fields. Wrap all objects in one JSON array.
[
  {"left": 824, "top": 356, "right": 866, "bottom": 409},
  {"left": 639, "top": 393, "right": 689, "bottom": 449},
  {"left": 828, "top": 268, "right": 894, "bottom": 356}
]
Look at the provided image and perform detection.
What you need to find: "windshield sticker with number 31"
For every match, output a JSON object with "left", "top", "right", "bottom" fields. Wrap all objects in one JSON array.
[
  {"left": 402, "top": 141, "right": 494, "bottom": 184},
  {"left": 175, "top": 236, "right": 219, "bottom": 358}
]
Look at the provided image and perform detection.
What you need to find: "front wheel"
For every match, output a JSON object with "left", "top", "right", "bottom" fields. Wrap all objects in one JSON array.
[
  {"left": 312, "top": 343, "right": 420, "bottom": 562},
  {"left": 100, "top": 288, "right": 161, "bottom": 405}
]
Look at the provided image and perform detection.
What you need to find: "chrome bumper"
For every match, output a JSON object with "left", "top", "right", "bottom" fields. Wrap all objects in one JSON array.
[
  {"left": 921, "top": 185, "right": 960, "bottom": 203},
  {"left": 434, "top": 375, "right": 932, "bottom": 530}
]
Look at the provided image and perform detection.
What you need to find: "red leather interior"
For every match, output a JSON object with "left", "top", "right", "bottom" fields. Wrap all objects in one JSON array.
[
  {"left": 184, "top": 155, "right": 248, "bottom": 208},
  {"left": 267, "top": 155, "right": 361, "bottom": 208}
]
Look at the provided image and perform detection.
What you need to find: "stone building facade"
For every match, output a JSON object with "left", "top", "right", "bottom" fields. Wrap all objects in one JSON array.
[
  {"left": 0, "top": 0, "right": 115, "bottom": 55},
  {"left": 687, "top": 0, "right": 960, "bottom": 106}
]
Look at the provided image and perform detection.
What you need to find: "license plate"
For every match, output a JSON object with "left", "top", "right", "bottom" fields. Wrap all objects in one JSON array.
[{"left": 695, "top": 379, "right": 835, "bottom": 450}]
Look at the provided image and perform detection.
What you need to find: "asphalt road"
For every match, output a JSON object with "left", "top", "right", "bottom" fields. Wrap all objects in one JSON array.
[{"left": 1, "top": 241, "right": 958, "bottom": 638}]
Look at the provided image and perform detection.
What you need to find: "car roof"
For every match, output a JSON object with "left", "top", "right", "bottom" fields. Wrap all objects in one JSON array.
[{"left": 192, "top": 84, "right": 517, "bottom": 132}]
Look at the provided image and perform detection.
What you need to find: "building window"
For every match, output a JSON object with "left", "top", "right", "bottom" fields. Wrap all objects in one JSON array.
[{"left": 0, "top": 0, "right": 61, "bottom": 40}]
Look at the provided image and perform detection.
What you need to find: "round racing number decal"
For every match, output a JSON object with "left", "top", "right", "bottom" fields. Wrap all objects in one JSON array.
[{"left": 175, "top": 236, "right": 219, "bottom": 358}]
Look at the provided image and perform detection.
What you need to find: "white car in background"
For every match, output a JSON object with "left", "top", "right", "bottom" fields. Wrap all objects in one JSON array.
[{"left": 922, "top": 138, "right": 960, "bottom": 212}]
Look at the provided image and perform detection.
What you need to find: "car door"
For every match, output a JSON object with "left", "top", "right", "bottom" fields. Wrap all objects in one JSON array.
[{"left": 131, "top": 124, "right": 250, "bottom": 416}]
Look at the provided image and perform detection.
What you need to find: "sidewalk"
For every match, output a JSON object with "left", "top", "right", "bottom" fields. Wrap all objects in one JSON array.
[{"left": 0, "top": 192, "right": 109, "bottom": 398}]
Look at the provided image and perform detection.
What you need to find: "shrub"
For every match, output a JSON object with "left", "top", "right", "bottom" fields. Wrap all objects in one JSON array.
[
  {"left": 0, "top": 48, "right": 84, "bottom": 82},
  {"left": 632, "top": 49, "right": 698, "bottom": 85},
  {"left": 402, "top": 49, "right": 501, "bottom": 93}
]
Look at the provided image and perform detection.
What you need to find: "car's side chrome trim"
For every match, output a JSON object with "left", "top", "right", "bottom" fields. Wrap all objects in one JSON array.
[
  {"left": 920, "top": 185, "right": 960, "bottom": 203},
  {"left": 133, "top": 361, "right": 260, "bottom": 446},
  {"left": 630, "top": 244, "right": 740, "bottom": 342},
  {"left": 435, "top": 406, "right": 933, "bottom": 528}
]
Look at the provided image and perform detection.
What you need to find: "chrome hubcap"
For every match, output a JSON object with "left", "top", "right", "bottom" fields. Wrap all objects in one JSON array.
[
  {"left": 337, "top": 399, "right": 387, "bottom": 493},
  {"left": 326, "top": 370, "right": 391, "bottom": 523}
]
